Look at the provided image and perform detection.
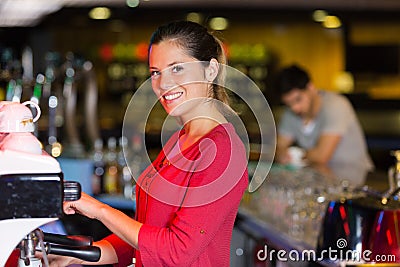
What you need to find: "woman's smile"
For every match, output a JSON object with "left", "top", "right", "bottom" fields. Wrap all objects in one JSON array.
[{"left": 163, "top": 91, "right": 183, "bottom": 102}]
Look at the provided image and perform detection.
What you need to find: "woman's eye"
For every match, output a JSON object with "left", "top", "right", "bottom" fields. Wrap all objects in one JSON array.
[
  {"left": 171, "top": 64, "right": 183, "bottom": 73},
  {"left": 150, "top": 70, "right": 160, "bottom": 78}
]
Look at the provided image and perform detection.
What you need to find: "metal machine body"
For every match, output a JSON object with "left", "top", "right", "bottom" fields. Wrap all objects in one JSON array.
[
  {"left": 0, "top": 148, "right": 64, "bottom": 266},
  {"left": 0, "top": 101, "right": 99, "bottom": 266}
]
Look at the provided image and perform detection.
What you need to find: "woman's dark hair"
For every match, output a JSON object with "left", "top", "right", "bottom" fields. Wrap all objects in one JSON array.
[
  {"left": 149, "top": 20, "right": 229, "bottom": 105},
  {"left": 275, "top": 64, "right": 310, "bottom": 96}
]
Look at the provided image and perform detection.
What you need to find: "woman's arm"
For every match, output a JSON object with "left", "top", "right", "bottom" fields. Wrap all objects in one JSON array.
[
  {"left": 275, "top": 134, "right": 294, "bottom": 164},
  {"left": 305, "top": 133, "right": 341, "bottom": 164},
  {"left": 44, "top": 193, "right": 140, "bottom": 266},
  {"left": 63, "top": 193, "right": 143, "bottom": 250}
]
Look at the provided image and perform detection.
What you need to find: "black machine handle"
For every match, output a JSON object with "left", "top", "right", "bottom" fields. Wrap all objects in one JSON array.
[
  {"left": 43, "top": 232, "right": 93, "bottom": 247},
  {"left": 44, "top": 182, "right": 100, "bottom": 262},
  {"left": 46, "top": 243, "right": 101, "bottom": 262},
  {"left": 63, "top": 181, "right": 81, "bottom": 201}
]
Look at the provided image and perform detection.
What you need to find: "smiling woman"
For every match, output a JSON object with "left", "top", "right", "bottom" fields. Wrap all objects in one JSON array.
[{"left": 44, "top": 20, "right": 249, "bottom": 267}]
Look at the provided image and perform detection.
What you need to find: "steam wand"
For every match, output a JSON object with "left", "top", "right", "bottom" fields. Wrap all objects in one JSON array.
[{"left": 18, "top": 229, "right": 101, "bottom": 267}]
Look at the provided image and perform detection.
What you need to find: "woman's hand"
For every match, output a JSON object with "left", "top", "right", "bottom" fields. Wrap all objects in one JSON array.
[
  {"left": 37, "top": 239, "right": 119, "bottom": 267},
  {"left": 35, "top": 251, "right": 80, "bottom": 267},
  {"left": 63, "top": 192, "right": 107, "bottom": 220},
  {"left": 46, "top": 254, "right": 80, "bottom": 267},
  {"left": 63, "top": 192, "right": 139, "bottom": 257}
]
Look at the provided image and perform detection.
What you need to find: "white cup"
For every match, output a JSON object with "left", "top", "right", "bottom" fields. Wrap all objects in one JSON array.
[{"left": 288, "top": 146, "right": 306, "bottom": 167}]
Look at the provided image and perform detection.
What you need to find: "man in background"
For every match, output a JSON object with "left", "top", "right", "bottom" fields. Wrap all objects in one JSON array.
[{"left": 274, "top": 64, "right": 374, "bottom": 174}]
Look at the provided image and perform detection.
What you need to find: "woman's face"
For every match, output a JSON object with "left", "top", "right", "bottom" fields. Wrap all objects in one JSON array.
[{"left": 148, "top": 40, "right": 212, "bottom": 118}]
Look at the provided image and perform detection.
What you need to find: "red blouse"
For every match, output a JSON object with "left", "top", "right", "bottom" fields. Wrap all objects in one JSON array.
[{"left": 105, "top": 123, "right": 248, "bottom": 267}]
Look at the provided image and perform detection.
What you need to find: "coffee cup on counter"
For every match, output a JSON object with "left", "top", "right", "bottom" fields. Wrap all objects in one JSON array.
[{"left": 287, "top": 146, "right": 306, "bottom": 167}]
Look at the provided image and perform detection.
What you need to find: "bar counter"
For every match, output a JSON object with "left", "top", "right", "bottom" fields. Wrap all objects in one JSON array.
[
  {"left": 58, "top": 159, "right": 390, "bottom": 266},
  {"left": 233, "top": 162, "right": 388, "bottom": 266}
]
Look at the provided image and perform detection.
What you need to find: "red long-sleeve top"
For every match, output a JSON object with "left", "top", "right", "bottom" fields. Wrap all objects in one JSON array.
[{"left": 105, "top": 123, "right": 248, "bottom": 266}]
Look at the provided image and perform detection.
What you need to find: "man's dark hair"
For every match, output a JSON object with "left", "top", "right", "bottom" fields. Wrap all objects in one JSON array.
[{"left": 275, "top": 64, "right": 310, "bottom": 96}]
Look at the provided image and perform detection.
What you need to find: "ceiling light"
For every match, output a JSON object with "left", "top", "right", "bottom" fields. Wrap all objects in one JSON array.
[
  {"left": 186, "top": 12, "right": 203, "bottom": 24},
  {"left": 312, "top": 10, "right": 328, "bottom": 22},
  {"left": 89, "top": 7, "right": 111, "bottom": 20},
  {"left": 126, "top": 0, "right": 140, "bottom": 8},
  {"left": 209, "top": 17, "right": 229, "bottom": 31},
  {"left": 322, "top": 15, "right": 342, "bottom": 28}
]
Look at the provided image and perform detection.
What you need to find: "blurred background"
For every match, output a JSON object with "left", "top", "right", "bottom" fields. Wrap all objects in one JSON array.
[
  {"left": 2, "top": 2, "right": 400, "bottom": 266},
  {"left": 1, "top": 0, "right": 399, "bottom": 171}
]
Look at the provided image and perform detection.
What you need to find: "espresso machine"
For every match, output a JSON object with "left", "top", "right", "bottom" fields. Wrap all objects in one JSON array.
[{"left": 0, "top": 101, "right": 100, "bottom": 266}]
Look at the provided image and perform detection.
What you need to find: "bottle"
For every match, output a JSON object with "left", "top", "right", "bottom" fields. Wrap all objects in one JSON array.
[
  {"left": 91, "top": 138, "right": 105, "bottom": 195},
  {"left": 104, "top": 137, "right": 119, "bottom": 194},
  {"left": 128, "top": 134, "right": 144, "bottom": 199},
  {"left": 117, "top": 136, "right": 128, "bottom": 168},
  {"left": 118, "top": 136, "right": 132, "bottom": 198}
]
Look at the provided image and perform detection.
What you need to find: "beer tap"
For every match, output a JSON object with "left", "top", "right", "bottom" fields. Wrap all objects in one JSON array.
[
  {"left": 29, "top": 74, "right": 45, "bottom": 137},
  {"left": 5, "top": 79, "right": 16, "bottom": 101},
  {"left": 43, "top": 52, "right": 63, "bottom": 156},
  {"left": 61, "top": 52, "right": 100, "bottom": 157},
  {"left": 82, "top": 60, "right": 100, "bottom": 145},
  {"left": 387, "top": 150, "right": 400, "bottom": 199},
  {"left": 62, "top": 52, "right": 85, "bottom": 157}
]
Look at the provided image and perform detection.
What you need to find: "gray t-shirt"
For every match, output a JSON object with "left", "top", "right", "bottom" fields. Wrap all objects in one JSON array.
[{"left": 278, "top": 91, "right": 374, "bottom": 172}]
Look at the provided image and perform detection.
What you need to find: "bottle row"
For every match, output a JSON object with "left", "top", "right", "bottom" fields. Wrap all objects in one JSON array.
[{"left": 90, "top": 135, "right": 145, "bottom": 199}]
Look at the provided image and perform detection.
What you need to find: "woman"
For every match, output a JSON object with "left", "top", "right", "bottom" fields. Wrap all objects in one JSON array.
[{"left": 48, "top": 21, "right": 248, "bottom": 267}]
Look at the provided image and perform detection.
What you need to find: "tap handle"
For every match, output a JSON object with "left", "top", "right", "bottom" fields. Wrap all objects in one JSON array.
[
  {"left": 63, "top": 181, "right": 81, "bottom": 201},
  {"left": 391, "top": 150, "right": 400, "bottom": 159},
  {"left": 391, "top": 150, "right": 400, "bottom": 158},
  {"left": 387, "top": 150, "right": 400, "bottom": 197},
  {"left": 390, "top": 150, "right": 400, "bottom": 174},
  {"left": 46, "top": 243, "right": 101, "bottom": 262}
]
